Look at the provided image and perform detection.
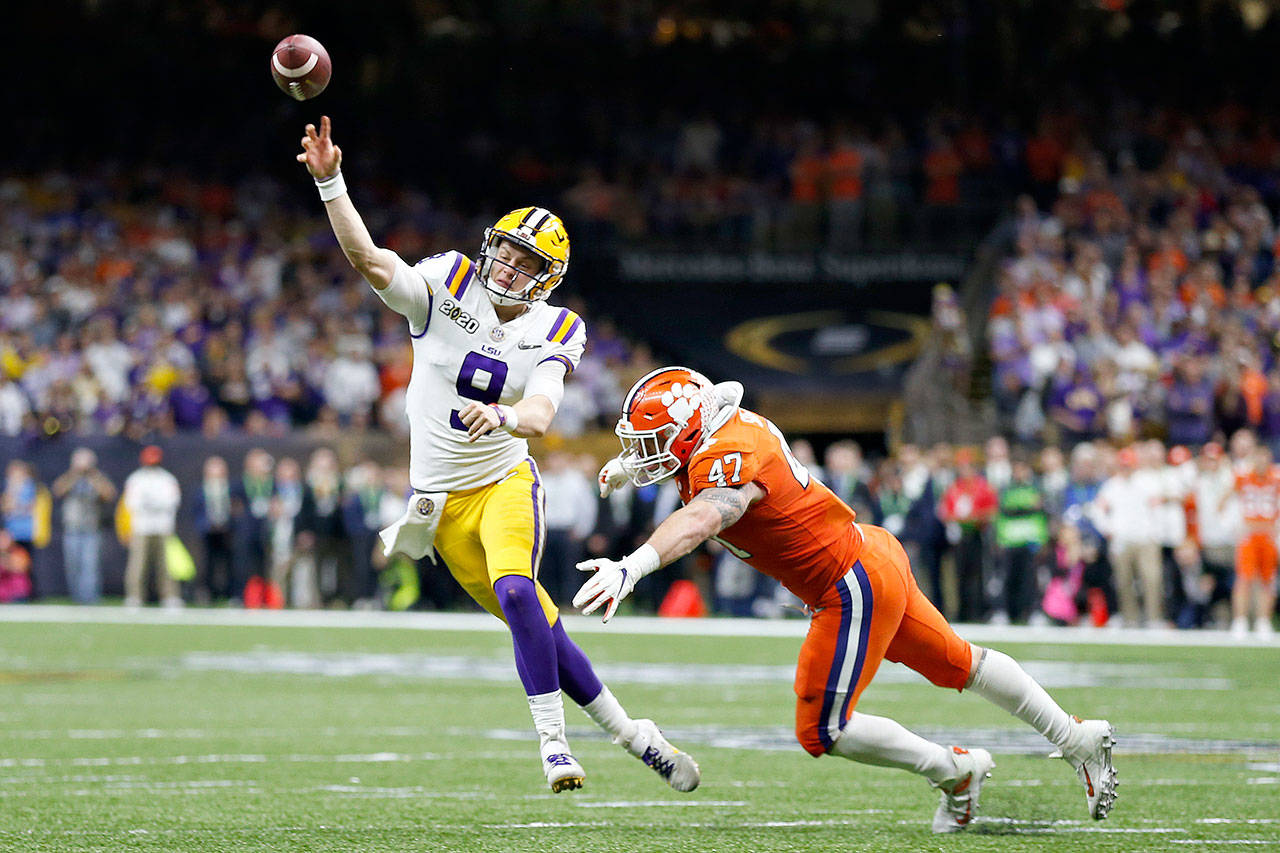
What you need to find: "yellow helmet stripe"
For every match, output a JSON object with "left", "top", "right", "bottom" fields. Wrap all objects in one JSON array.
[{"left": 447, "top": 255, "right": 474, "bottom": 297}]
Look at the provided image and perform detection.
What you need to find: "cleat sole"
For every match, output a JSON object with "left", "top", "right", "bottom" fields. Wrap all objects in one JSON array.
[
  {"left": 550, "top": 775, "right": 584, "bottom": 793},
  {"left": 1091, "top": 727, "right": 1118, "bottom": 820}
]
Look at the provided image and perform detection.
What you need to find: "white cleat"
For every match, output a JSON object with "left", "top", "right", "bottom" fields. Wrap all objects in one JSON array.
[
  {"left": 619, "top": 719, "right": 701, "bottom": 792},
  {"left": 541, "top": 740, "right": 585, "bottom": 793},
  {"left": 1064, "top": 718, "right": 1118, "bottom": 820},
  {"left": 931, "top": 746, "right": 995, "bottom": 833}
]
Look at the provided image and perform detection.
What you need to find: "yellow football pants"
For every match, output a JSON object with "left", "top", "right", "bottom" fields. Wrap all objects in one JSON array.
[{"left": 433, "top": 459, "right": 559, "bottom": 625}]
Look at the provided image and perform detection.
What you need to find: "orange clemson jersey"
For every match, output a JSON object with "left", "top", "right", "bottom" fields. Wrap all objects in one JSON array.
[
  {"left": 676, "top": 408, "right": 863, "bottom": 607},
  {"left": 1234, "top": 469, "right": 1280, "bottom": 528}
]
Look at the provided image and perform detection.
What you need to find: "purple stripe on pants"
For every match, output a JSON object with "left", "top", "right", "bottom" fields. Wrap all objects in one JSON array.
[{"left": 528, "top": 457, "right": 545, "bottom": 579}]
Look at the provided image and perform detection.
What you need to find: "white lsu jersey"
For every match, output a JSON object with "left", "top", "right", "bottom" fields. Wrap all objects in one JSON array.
[{"left": 385, "top": 250, "right": 585, "bottom": 492}]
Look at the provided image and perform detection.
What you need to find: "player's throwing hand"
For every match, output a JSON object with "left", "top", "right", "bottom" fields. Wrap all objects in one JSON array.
[{"left": 296, "top": 115, "right": 342, "bottom": 180}]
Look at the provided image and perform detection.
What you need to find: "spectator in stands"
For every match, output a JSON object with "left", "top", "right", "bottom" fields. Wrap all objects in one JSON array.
[
  {"left": 0, "top": 373, "right": 31, "bottom": 436},
  {"left": 1091, "top": 446, "right": 1164, "bottom": 628},
  {"left": 193, "top": 456, "right": 234, "bottom": 604},
  {"left": 1164, "top": 355, "right": 1216, "bottom": 448},
  {"left": 992, "top": 453, "right": 1050, "bottom": 624},
  {"left": 1189, "top": 442, "right": 1236, "bottom": 625},
  {"left": 938, "top": 447, "right": 997, "bottom": 622},
  {"left": 0, "top": 530, "right": 32, "bottom": 603},
  {"left": 823, "top": 440, "right": 875, "bottom": 522},
  {"left": 825, "top": 125, "right": 865, "bottom": 251},
  {"left": 342, "top": 460, "right": 385, "bottom": 609},
  {"left": 234, "top": 448, "right": 274, "bottom": 606},
  {"left": 539, "top": 452, "right": 599, "bottom": 605},
  {"left": 297, "top": 448, "right": 348, "bottom": 606},
  {"left": 270, "top": 457, "right": 309, "bottom": 607},
  {"left": 121, "top": 445, "right": 182, "bottom": 609},
  {"left": 324, "top": 336, "right": 380, "bottom": 429},
  {"left": 2, "top": 461, "right": 47, "bottom": 596},
  {"left": 50, "top": 448, "right": 116, "bottom": 604},
  {"left": 897, "top": 443, "right": 950, "bottom": 615}
]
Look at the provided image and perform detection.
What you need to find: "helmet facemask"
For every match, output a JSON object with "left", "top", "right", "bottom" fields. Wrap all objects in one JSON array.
[{"left": 616, "top": 421, "right": 684, "bottom": 487}]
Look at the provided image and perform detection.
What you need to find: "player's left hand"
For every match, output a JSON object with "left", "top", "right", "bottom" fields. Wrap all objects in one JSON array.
[
  {"left": 458, "top": 402, "right": 503, "bottom": 442},
  {"left": 574, "top": 557, "right": 638, "bottom": 623}
]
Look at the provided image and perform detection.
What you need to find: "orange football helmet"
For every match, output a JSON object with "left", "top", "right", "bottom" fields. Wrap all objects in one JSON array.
[{"left": 615, "top": 366, "right": 717, "bottom": 486}]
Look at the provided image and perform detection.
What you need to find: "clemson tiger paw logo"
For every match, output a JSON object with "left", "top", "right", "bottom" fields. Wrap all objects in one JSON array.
[{"left": 660, "top": 382, "right": 701, "bottom": 423}]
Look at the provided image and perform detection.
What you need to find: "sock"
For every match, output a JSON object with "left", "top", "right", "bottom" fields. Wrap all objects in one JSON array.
[
  {"left": 528, "top": 690, "right": 568, "bottom": 752},
  {"left": 830, "top": 712, "right": 955, "bottom": 783},
  {"left": 551, "top": 620, "right": 604, "bottom": 706},
  {"left": 494, "top": 575, "right": 558, "bottom": 696},
  {"left": 582, "top": 685, "right": 636, "bottom": 743},
  {"left": 967, "top": 647, "right": 1072, "bottom": 752}
]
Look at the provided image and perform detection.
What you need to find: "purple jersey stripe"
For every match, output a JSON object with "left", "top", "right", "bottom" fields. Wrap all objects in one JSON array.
[
  {"left": 545, "top": 307, "right": 571, "bottom": 341},
  {"left": 528, "top": 457, "right": 546, "bottom": 579},
  {"left": 538, "top": 354, "right": 575, "bottom": 375},
  {"left": 816, "top": 576, "right": 854, "bottom": 751},
  {"left": 836, "top": 562, "right": 874, "bottom": 730}
]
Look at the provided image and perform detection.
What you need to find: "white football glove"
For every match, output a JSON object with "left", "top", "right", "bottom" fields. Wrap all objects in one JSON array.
[
  {"left": 574, "top": 544, "right": 660, "bottom": 623},
  {"left": 597, "top": 456, "right": 631, "bottom": 498}
]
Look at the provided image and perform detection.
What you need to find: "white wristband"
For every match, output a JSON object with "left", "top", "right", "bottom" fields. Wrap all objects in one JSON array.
[
  {"left": 491, "top": 404, "right": 519, "bottom": 434},
  {"left": 623, "top": 543, "right": 661, "bottom": 579},
  {"left": 315, "top": 170, "right": 347, "bottom": 202}
]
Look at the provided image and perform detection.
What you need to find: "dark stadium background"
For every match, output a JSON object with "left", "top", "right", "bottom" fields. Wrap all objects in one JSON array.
[{"left": 6, "top": 0, "right": 1280, "bottom": 616}]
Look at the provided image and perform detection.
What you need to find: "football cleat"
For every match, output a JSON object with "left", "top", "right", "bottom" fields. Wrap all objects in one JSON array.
[
  {"left": 1063, "top": 718, "right": 1118, "bottom": 820},
  {"left": 619, "top": 719, "right": 701, "bottom": 792},
  {"left": 541, "top": 741, "right": 585, "bottom": 793},
  {"left": 931, "top": 746, "right": 995, "bottom": 834}
]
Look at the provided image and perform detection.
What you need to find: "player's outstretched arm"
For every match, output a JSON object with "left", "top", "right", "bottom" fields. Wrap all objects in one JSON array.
[
  {"left": 574, "top": 482, "right": 763, "bottom": 622},
  {"left": 296, "top": 115, "right": 397, "bottom": 290}
]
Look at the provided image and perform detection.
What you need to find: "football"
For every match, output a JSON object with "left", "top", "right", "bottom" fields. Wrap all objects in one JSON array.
[{"left": 270, "top": 34, "right": 332, "bottom": 101}]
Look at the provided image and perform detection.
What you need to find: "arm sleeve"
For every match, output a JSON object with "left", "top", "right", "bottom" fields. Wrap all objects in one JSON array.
[
  {"left": 378, "top": 256, "right": 433, "bottom": 334},
  {"left": 523, "top": 359, "right": 568, "bottom": 410}
]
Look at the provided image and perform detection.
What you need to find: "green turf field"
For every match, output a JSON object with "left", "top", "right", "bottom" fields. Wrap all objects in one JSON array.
[{"left": 1, "top": 612, "right": 1277, "bottom": 852}]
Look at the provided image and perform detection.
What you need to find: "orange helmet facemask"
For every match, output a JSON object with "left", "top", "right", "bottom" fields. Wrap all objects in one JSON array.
[{"left": 615, "top": 366, "right": 719, "bottom": 487}]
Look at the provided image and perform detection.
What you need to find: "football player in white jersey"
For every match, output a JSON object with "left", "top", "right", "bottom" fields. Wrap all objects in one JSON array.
[{"left": 297, "top": 116, "right": 699, "bottom": 793}]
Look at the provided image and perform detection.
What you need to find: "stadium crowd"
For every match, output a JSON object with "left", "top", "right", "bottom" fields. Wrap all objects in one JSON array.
[
  {"left": 2, "top": 430, "right": 1275, "bottom": 641},
  {"left": 986, "top": 105, "right": 1280, "bottom": 451}
]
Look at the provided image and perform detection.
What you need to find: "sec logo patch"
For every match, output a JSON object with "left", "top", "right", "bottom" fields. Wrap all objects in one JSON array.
[{"left": 415, "top": 497, "right": 435, "bottom": 517}]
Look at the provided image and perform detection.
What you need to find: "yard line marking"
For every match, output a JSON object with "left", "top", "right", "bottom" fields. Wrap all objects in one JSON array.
[
  {"left": 575, "top": 800, "right": 747, "bottom": 808},
  {"left": 0, "top": 752, "right": 447, "bottom": 769},
  {"left": 4, "top": 604, "right": 1275, "bottom": 648},
  {"left": 472, "top": 724, "right": 1279, "bottom": 757},
  {"left": 1171, "top": 841, "right": 1280, "bottom": 846}
]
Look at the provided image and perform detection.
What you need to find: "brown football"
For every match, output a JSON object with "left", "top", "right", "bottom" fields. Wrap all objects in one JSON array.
[{"left": 270, "top": 34, "right": 332, "bottom": 101}]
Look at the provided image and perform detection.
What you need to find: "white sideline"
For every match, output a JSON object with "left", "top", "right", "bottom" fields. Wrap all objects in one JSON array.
[{"left": 0, "top": 604, "right": 1275, "bottom": 647}]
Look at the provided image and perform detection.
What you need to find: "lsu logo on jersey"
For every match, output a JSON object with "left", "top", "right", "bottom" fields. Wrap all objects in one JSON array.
[{"left": 439, "top": 298, "right": 480, "bottom": 334}]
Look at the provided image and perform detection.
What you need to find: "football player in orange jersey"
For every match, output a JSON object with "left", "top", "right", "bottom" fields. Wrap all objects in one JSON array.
[
  {"left": 1227, "top": 446, "right": 1279, "bottom": 638},
  {"left": 576, "top": 367, "right": 1118, "bottom": 832}
]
